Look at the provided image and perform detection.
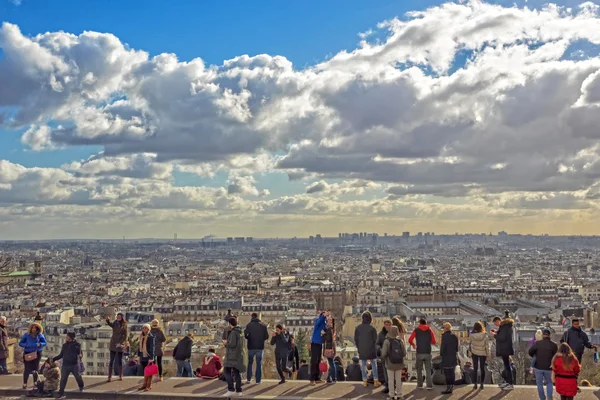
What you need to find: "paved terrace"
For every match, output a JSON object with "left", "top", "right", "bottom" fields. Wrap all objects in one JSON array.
[{"left": 1, "top": 376, "right": 599, "bottom": 399}]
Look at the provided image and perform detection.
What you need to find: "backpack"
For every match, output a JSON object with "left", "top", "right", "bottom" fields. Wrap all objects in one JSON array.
[{"left": 388, "top": 338, "right": 404, "bottom": 364}]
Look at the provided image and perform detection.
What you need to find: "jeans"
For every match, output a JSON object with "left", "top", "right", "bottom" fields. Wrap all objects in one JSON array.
[
  {"left": 360, "top": 359, "right": 378, "bottom": 381},
  {"left": 531, "top": 354, "right": 536, "bottom": 369},
  {"left": 472, "top": 355, "right": 486, "bottom": 384},
  {"left": 416, "top": 353, "right": 433, "bottom": 388},
  {"left": 247, "top": 349, "right": 264, "bottom": 383},
  {"left": 534, "top": 369, "right": 553, "bottom": 400},
  {"left": 109, "top": 351, "right": 123, "bottom": 376},
  {"left": 176, "top": 360, "right": 192, "bottom": 377},
  {"left": 0, "top": 358, "right": 8, "bottom": 374},
  {"left": 310, "top": 343, "right": 323, "bottom": 382},
  {"left": 224, "top": 366, "right": 242, "bottom": 393},
  {"left": 58, "top": 364, "right": 84, "bottom": 395},
  {"left": 387, "top": 369, "right": 402, "bottom": 395},
  {"left": 327, "top": 357, "right": 337, "bottom": 382},
  {"left": 276, "top": 356, "right": 287, "bottom": 381},
  {"left": 501, "top": 356, "right": 513, "bottom": 385}
]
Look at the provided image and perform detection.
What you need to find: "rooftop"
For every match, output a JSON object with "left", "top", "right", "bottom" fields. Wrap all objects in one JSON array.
[{"left": 1, "top": 376, "right": 599, "bottom": 399}]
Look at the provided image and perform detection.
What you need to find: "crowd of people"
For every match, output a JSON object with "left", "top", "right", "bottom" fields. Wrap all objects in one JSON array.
[{"left": 2, "top": 310, "right": 597, "bottom": 399}]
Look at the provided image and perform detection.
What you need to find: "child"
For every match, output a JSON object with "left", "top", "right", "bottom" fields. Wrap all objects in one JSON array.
[
  {"left": 529, "top": 330, "right": 543, "bottom": 374},
  {"left": 28, "top": 358, "right": 59, "bottom": 398}
]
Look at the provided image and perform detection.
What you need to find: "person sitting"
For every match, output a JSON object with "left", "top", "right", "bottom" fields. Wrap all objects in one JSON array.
[
  {"left": 334, "top": 356, "right": 346, "bottom": 382},
  {"left": 346, "top": 357, "right": 363, "bottom": 382},
  {"left": 198, "top": 348, "right": 222, "bottom": 379},
  {"left": 123, "top": 359, "right": 139, "bottom": 377},
  {"left": 297, "top": 360, "right": 310, "bottom": 380},
  {"left": 27, "top": 358, "right": 59, "bottom": 398}
]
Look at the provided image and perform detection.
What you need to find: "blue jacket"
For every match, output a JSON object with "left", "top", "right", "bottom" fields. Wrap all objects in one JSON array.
[
  {"left": 19, "top": 333, "right": 47, "bottom": 353},
  {"left": 311, "top": 314, "right": 327, "bottom": 344}
]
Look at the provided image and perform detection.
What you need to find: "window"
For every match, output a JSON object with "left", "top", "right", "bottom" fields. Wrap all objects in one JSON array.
[
  {"left": 87, "top": 352, "right": 93, "bottom": 358},
  {"left": 87, "top": 362, "right": 94, "bottom": 367},
  {"left": 98, "top": 362, "right": 105, "bottom": 368}
]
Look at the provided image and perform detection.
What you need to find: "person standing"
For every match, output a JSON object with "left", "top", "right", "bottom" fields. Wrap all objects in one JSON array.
[
  {"left": 270, "top": 324, "right": 290, "bottom": 384},
  {"left": 150, "top": 319, "right": 166, "bottom": 381},
  {"left": 392, "top": 317, "right": 407, "bottom": 342},
  {"left": 440, "top": 323, "right": 459, "bottom": 395},
  {"left": 561, "top": 318, "right": 597, "bottom": 363},
  {"left": 492, "top": 312, "right": 515, "bottom": 391},
  {"left": 529, "top": 329, "right": 558, "bottom": 400},
  {"left": 287, "top": 334, "right": 300, "bottom": 379},
  {"left": 552, "top": 343, "right": 581, "bottom": 400},
  {"left": 137, "top": 324, "right": 156, "bottom": 391},
  {"left": 0, "top": 316, "right": 9, "bottom": 375},
  {"left": 378, "top": 320, "right": 392, "bottom": 394},
  {"left": 323, "top": 317, "right": 337, "bottom": 383},
  {"left": 173, "top": 333, "right": 194, "bottom": 377},
  {"left": 223, "top": 318, "right": 245, "bottom": 396},
  {"left": 106, "top": 313, "right": 128, "bottom": 382},
  {"left": 469, "top": 321, "right": 490, "bottom": 390},
  {"left": 408, "top": 318, "right": 436, "bottom": 390},
  {"left": 310, "top": 311, "right": 328, "bottom": 386},
  {"left": 244, "top": 312, "right": 269, "bottom": 384},
  {"left": 381, "top": 325, "right": 406, "bottom": 400},
  {"left": 19, "top": 322, "right": 46, "bottom": 389},
  {"left": 354, "top": 311, "right": 381, "bottom": 388},
  {"left": 53, "top": 332, "right": 84, "bottom": 399}
]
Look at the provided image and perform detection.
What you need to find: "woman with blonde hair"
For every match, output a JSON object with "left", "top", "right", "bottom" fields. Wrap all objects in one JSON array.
[
  {"left": 137, "top": 324, "right": 156, "bottom": 391},
  {"left": 552, "top": 343, "right": 581, "bottom": 400},
  {"left": 440, "top": 322, "right": 459, "bottom": 395}
]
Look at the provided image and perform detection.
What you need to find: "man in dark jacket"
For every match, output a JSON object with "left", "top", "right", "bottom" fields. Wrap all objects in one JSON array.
[
  {"left": 561, "top": 318, "right": 596, "bottom": 363},
  {"left": 270, "top": 324, "right": 290, "bottom": 384},
  {"left": 408, "top": 318, "right": 436, "bottom": 390},
  {"left": 493, "top": 312, "right": 515, "bottom": 391},
  {"left": 354, "top": 311, "right": 381, "bottom": 387},
  {"left": 377, "top": 320, "right": 392, "bottom": 393},
  {"left": 297, "top": 360, "right": 310, "bottom": 380},
  {"left": 54, "top": 332, "right": 84, "bottom": 399},
  {"left": 346, "top": 356, "right": 363, "bottom": 382},
  {"left": 244, "top": 313, "right": 269, "bottom": 384},
  {"left": 173, "top": 333, "right": 194, "bottom": 377},
  {"left": 529, "top": 329, "right": 558, "bottom": 400},
  {"left": 223, "top": 318, "right": 245, "bottom": 396}
]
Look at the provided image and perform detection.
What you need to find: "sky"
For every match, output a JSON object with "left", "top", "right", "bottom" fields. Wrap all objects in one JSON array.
[{"left": 1, "top": 0, "right": 600, "bottom": 239}]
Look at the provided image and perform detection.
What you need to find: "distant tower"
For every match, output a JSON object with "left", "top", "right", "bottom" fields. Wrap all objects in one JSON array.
[{"left": 33, "top": 261, "right": 42, "bottom": 275}]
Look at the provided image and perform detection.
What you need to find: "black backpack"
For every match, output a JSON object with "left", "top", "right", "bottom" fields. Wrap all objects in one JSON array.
[{"left": 388, "top": 338, "right": 404, "bottom": 364}]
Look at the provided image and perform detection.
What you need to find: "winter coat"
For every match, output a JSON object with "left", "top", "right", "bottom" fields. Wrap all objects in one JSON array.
[
  {"left": 346, "top": 362, "right": 363, "bottom": 381},
  {"left": 297, "top": 364, "right": 310, "bottom": 380},
  {"left": 173, "top": 336, "right": 193, "bottom": 361},
  {"left": 335, "top": 359, "right": 346, "bottom": 381},
  {"left": 53, "top": 340, "right": 81, "bottom": 366},
  {"left": 199, "top": 354, "right": 222, "bottom": 379},
  {"left": 440, "top": 331, "right": 459, "bottom": 368},
  {"left": 381, "top": 336, "right": 406, "bottom": 370},
  {"left": 224, "top": 326, "right": 246, "bottom": 372},
  {"left": 244, "top": 318, "right": 269, "bottom": 351},
  {"left": 138, "top": 333, "right": 156, "bottom": 362},
  {"left": 150, "top": 327, "right": 166, "bottom": 357},
  {"left": 495, "top": 319, "right": 514, "bottom": 357},
  {"left": 469, "top": 332, "right": 490, "bottom": 358},
  {"left": 553, "top": 356, "right": 581, "bottom": 397},
  {"left": 0, "top": 324, "right": 8, "bottom": 359},
  {"left": 408, "top": 324, "right": 437, "bottom": 354},
  {"left": 19, "top": 323, "right": 47, "bottom": 354},
  {"left": 107, "top": 320, "right": 128, "bottom": 353},
  {"left": 270, "top": 331, "right": 290, "bottom": 359},
  {"left": 288, "top": 345, "right": 300, "bottom": 371},
  {"left": 561, "top": 327, "right": 593, "bottom": 356},
  {"left": 323, "top": 326, "right": 336, "bottom": 356},
  {"left": 354, "top": 311, "right": 378, "bottom": 360},
  {"left": 528, "top": 337, "right": 558, "bottom": 370},
  {"left": 43, "top": 366, "right": 60, "bottom": 392},
  {"left": 311, "top": 314, "right": 327, "bottom": 344},
  {"left": 377, "top": 327, "right": 388, "bottom": 357}
]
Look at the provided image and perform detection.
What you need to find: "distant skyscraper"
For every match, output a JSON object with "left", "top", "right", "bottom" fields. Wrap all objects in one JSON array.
[
  {"left": 402, "top": 232, "right": 410, "bottom": 238},
  {"left": 309, "top": 236, "right": 315, "bottom": 245}
]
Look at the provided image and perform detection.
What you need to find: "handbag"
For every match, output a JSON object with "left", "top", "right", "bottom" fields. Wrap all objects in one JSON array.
[
  {"left": 319, "top": 361, "right": 328, "bottom": 373},
  {"left": 324, "top": 348, "right": 335, "bottom": 358},
  {"left": 78, "top": 352, "right": 85, "bottom": 373},
  {"left": 144, "top": 361, "right": 159, "bottom": 377},
  {"left": 454, "top": 365, "right": 462, "bottom": 381},
  {"left": 24, "top": 352, "right": 37, "bottom": 362}
]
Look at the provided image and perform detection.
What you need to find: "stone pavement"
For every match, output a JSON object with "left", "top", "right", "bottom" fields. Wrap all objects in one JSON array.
[{"left": 1, "top": 375, "right": 599, "bottom": 399}]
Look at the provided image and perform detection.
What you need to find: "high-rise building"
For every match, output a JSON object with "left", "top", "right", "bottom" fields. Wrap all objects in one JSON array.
[
  {"left": 309, "top": 236, "right": 315, "bottom": 244},
  {"left": 402, "top": 232, "right": 410, "bottom": 238}
]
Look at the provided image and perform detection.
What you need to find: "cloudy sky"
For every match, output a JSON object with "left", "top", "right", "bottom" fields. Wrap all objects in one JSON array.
[{"left": 1, "top": 0, "right": 600, "bottom": 239}]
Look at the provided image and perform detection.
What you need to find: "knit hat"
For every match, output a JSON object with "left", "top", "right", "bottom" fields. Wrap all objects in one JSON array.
[
  {"left": 67, "top": 332, "right": 76, "bottom": 340},
  {"left": 151, "top": 319, "right": 160, "bottom": 328},
  {"left": 142, "top": 323, "right": 151, "bottom": 331}
]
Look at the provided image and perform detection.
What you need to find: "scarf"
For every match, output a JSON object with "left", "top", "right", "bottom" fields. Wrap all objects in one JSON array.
[{"left": 139, "top": 333, "right": 148, "bottom": 358}]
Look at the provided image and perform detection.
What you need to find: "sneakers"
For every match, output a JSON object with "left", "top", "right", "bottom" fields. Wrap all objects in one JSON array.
[
  {"left": 221, "top": 391, "right": 236, "bottom": 398},
  {"left": 498, "top": 382, "right": 508, "bottom": 388},
  {"left": 310, "top": 381, "right": 316, "bottom": 386},
  {"left": 374, "top": 380, "right": 382, "bottom": 388},
  {"left": 363, "top": 380, "right": 368, "bottom": 387},
  {"left": 426, "top": 386, "right": 433, "bottom": 390},
  {"left": 502, "top": 384, "right": 514, "bottom": 391}
]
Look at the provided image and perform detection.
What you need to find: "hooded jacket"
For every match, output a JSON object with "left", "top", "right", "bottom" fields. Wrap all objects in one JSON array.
[
  {"left": 224, "top": 326, "right": 246, "bottom": 372},
  {"left": 53, "top": 340, "right": 81, "bottom": 366},
  {"left": 495, "top": 318, "right": 514, "bottom": 357},
  {"left": 244, "top": 317, "right": 269, "bottom": 351},
  {"left": 107, "top": 319, "right": 128, "bottom": 353},
  {"left": 346, "top": 360, "right": 363, "bottom": 381},
  {"left": 469, "top": 332, "right": 490, "bottom": 358},
  {"left": 0, "top": 323, "right": 8, "bottom": 359},
  {"left": 311, "top": 314, "right": 327, "bottom": 345},
  {"left": 354, "top": 311, "right": 378, "bottom": 360},
  {"left": 408, "top": 324, "right": 437, "bottom": 354},
  {"left": 43, "top": 362, "right": 60, "bottom": 392},
  {"left": 150, "top": 327, "right": 166, "bottom": 357},
  {"left": 381, "top": 327, "right": 406, "bottom": 371},
  {"left": 19, "top": 323, "right": 47, "bottom": 354},
  {"left": 528, "top": 337, "right": 558, "bottom": 370},
  {"left": 199, "top": 353, "right": 222, "bottom": 378},
  {"left": 561, "top": 326, "right": 593, "bottom": 356},
  {"left": 173, "top": 335, "right": 193, "bottom": 361}
]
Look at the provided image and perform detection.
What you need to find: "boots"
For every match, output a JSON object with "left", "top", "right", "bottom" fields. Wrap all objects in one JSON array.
[
  {"left": 107, "top": 370, "right": 112, "bottom": 383},
  {"left": 441, "top": 384, "right": 453, "bottom": 394},
  {"left": 145, "top": 376, "right": 152, "bottom": 391}
]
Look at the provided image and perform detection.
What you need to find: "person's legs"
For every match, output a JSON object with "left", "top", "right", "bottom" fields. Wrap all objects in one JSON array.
[
  {"left": 57, "top": 366, "right": 71, "bottom": 396},
  {"left": 70, "top": 365, "right": 84, "bottom": 389},
  {"left": 224, "top": 367, "right": 234, "bottom": 392},
  {"left": 478, "top": 356, "right": 486, "bottom": 386},
  {"left": 0, "top": 358, "right": 7, "bottom": 374},
  {"left": 233, "top": 368, "right": 242, "bottom": 393},
  {"left": 360, "top": 359, "right": 369, "bottom": 381},
  {"left": 276, "top": 357, "right": 285, "bottom": 380},
  {"left": 542, "top": 370, "right": 553, "bottom": 399},
  {"left": 156, "top": 356, "right": 163, "bottom": 378},
  {"left": 309, "top": 343, "right": 321, "bottom": 382},
  {"left": 533, "top": 369, "right": 545, "bottom": 399},
  {"left": 502, "top": 356, "right": 513, "bottom": 385},
  {"left": 416, "top": 354, "right": 424, "bottom": 388},
  {"left": 471, "top": 356, "right": 479, "bottom": 385},
  {"left": 116, "top": 352, "right": 123, "bottom": 377},
  {"left": 108, "top": 351, "right": 116, "bottom": 379},
  {"left": 424, "top": 354, "right": 433, "bottom": 388},
  {"left": 371, "top": 359, "right": 379, "bottom": 382},
  {"left": 327, "top": 358, "right": 336, "bottom": 382},
  {"left": 247, "top": 350, "right": 255, "bottom": 382},
  {"left": 176, "top": 360, "right": 183, "bottom": 377},
  {"left": 386, "top": 368, "right": 395, "bottom": 395},
  {"left": 23, "top": 360, "right": 31, "bottom": 385}
]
